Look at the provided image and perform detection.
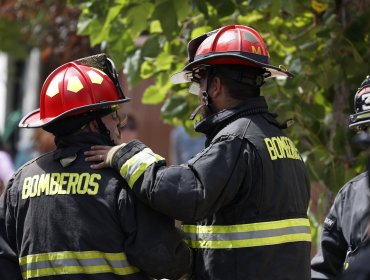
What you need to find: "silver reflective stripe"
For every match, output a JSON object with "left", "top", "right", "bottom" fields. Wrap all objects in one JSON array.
[
  {"left": 186, "top": 225, "right": 311, "bottom": 241},
  {"left": 20, "top": 257, "right": 131, "bottom": 271},
  {"left": 120, "top": 148, "right": 164, "bottom": 188},
  {"left": 124, "top": 150, "right": 156, "bottom": 180}
]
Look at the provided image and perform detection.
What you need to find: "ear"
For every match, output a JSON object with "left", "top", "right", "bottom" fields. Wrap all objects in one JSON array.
[
  {"left": 87, "top": 120, "right": 99, "bottom": 132},
  {"left": 209, "top": 76, "right": 222, "bottom": 98}
]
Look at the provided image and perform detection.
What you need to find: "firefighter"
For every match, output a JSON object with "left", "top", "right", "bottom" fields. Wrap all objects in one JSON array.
[
  {"left": 311, "top": 75, "right": 370, "bottom": 279},
  {"left": 86, "top": 25, "right": 311, "bottom": 279},
  {"left": 0, "top": 54, "right": 191, "bottom": 280}
]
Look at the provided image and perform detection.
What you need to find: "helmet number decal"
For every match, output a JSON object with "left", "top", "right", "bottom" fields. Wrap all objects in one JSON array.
[{"left": 361, "top": 92, "right": 370, "bottom": 111}]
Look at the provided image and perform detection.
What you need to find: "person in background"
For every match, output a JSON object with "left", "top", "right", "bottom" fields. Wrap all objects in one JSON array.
[
  {"left": 14, "top": 128, "right": 56, "bottom": 169},
  {"left": 118, "top": 113, "right": 138, "bottom": 144},
  {"left": 0, "top": 137, "right": 15, "bottom": 196},
  {"left": 170, "top": 126, "right": 205, "bottom": 165},
  {"left": 0, "top": 53, "right": 191, "bottom": 280},
  {"left": 86, "top": 25, "right": 311, "bottom": 279},
  {"left": 311, "top": 75, "right": 370, "bottom": 279}
]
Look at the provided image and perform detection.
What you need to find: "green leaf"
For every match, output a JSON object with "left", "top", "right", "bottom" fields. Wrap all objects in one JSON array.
[
  {"left": 111, "top": 32, "right": 135, "bottom": 55},
  {"left": 150, "top": 20, "right": 163, "bottom": 33},
  {"left": 76, "top": 16, "right": 92, "bottom": 35},
  {"left": 282, "top": 0, "right": 295, "bottom": 15},
  {"left": 161, "top": 95, "right": 189, "bottom": 118},
  {"left": 344, "top": 38, "right": 364, "bottom": 63},
  {"left": 208, "top": 0, "right": 235, "bottom": 17},
  {"left": 248, "top": 0, "right": 271, "bottom": 10},
  {"left": 156, "top": 52, "right": 174, "bottom": 71},
  {"left": 81, "top": 19, "right": 103, "bottom": 46},
  {"left": 90, "top": 4, "right": 124, "bottom": 45},
  {"left": 0, "top": 19, "right": 30, "bottom": 58},
  {"left": 141, "top": 35, "right": 160, "bottom": 58},
  {"left": 270, "top": 0, "right": 281, "bottom": 18},
  {"left": 123, "top": 49, "right": 142, "bottom": 87},
  {"left": 238, "top": 11, "right": 264, "bottom": 25},
  {"left": 126, "top": 3, "right": 154, "bottom": 38},
  {"left": 173, "top": 0, "right": 191, "bottom": 22},
  {"left": 140, "top": 60, "right": 155, "bottom": 79},
  {"left": 153, "top": 0, "right": 178, "bottom": 38},
  {"left": 142, "top": 85, "right": 167, "bottom": 104},
  {"left": 191, "top": 26, "right": 212, "bottom": 38},
  {"left": 195, "top": 1, "right": 209, "bottom": 19}
]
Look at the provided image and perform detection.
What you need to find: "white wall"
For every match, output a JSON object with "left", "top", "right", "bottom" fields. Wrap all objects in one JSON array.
[
  {"left": 0, "top": 52, "right": 8, "bottom": 134},
  {"left": 17, "top": 48, "right": 41, "bottom": 149}
]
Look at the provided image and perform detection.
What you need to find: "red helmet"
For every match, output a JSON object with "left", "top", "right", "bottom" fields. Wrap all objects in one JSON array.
[
  {"left": 19, "top": 55, "right": 129, "bottom": 128},
  {"left": 171, "top": 25, "right": 292, "bottom": 84}
]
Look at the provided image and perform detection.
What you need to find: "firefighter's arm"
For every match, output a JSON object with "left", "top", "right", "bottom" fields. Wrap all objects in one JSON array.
[
  {"left": 311, "top": 191, "right": 347, "bottom": 279},
  {"left": 0, "top": 183, "right": 23, "bottom": 280},
  {"left": 118, "top": 187, "right": 192, "bottom": 279},
  {"left": 108, "top": 138, "right": 250, "bottom": 222},
  {"left": 85, "top": 137, "right": 250, "bottom": 221}
]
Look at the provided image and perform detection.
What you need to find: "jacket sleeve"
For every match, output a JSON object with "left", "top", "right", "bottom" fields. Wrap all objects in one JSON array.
[
  {"left": 311, "top": 190, "right": 348, "bottom": 279},
  {"left": 118, "top": 185, "right": 192, "bottom": 279},
  {"left": 0, "top": 180, "right": 23, "bottom": 280},
  {"left": 112, "top": 137, "right": 253, "bottom": 222}
]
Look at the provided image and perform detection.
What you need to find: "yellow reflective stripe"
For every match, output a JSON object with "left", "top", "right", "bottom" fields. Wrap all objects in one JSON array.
[
  {"left": 19, "top": 251, "right": 139, "bottom": 279},
  {"left": 182, "top": 218, "right": 311, "bottom": 249},
  {"left": 183, "top": 218, "right": 310, "bottom": 233},
  {"left": 357, "top": 112, "right": 370, "bottom": 119},
  {"left": 120, "top": 148, "right": 164, "bottom": 188}
]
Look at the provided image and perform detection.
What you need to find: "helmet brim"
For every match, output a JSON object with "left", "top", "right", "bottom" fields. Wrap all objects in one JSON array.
[
  {"left": 349, "top": 111, "right": 370, "bottom": 129},
  {"left": 19, "top": 98, "right": 130, "bottom": 128},
  {"left": 170, "top": 53, "right": 292, "bottom": 84}
]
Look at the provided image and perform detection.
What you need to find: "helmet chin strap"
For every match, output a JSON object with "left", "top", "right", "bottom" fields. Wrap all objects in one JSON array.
[
  {"left": 189, "top": 70, "right": 214, "bottom": 120},
  {"left": 93, "top": 112, "right": 116, "bottom": 145}
]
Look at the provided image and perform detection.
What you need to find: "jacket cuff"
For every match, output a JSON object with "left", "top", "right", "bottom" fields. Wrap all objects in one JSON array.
[{"left": 111, "top": 140, "right": 147, "bottom": 172}]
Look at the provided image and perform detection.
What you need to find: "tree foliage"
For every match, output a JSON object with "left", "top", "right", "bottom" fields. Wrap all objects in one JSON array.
[{"left": 0, "top": 0, "right": 96, "bottom": 77}]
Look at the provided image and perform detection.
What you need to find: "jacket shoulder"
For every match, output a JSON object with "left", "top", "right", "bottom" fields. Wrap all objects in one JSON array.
[{"left": 339, "top": 171, "right": 368, "bottom": 194}]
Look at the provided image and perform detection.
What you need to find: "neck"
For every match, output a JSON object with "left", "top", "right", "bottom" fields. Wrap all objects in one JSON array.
[{"left": 212, "top": 96, "right": 241, "bottom": 113}]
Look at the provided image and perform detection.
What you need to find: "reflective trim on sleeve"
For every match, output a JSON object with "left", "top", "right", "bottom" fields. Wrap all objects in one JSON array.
[
  {"left": 182, "top": 218, "right": 311, "bottom": 249},
  {"left": 19, "top": 251, "right": 139, "bottom": 279},
  {"left": 120, "top": 148, "right": 164, "bottom": 188}
]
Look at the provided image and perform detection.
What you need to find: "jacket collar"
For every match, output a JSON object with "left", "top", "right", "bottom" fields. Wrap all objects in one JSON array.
[
  {"left": 53, "top": 132, "right": 112, "bottom": 161},
  {"left": 195, "top": 96, "right": 269, "bottom": 135}
]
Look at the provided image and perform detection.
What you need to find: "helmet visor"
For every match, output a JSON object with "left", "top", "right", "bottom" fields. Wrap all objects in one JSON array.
[
  {"left": 188, "top": 82, "right": 201, "bottom": 95},
  {"left": 170, "top": 65, "right": 210, "bottom": 84}
]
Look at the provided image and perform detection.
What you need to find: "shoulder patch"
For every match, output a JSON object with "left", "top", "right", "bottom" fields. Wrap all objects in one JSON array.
[{"left": 324, "top": 216, "right": 336, "bottom": 231}]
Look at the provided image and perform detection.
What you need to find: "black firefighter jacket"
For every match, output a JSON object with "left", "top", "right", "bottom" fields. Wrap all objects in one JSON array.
[
  {"left": 311, "top": 171, "right": 370, "bottom": 279},
  {"left": 110, "top": 96, "right": 312, "bottom": 280},
  {"left": 0, "top": 132, "right": 191, "bottom": 280}
]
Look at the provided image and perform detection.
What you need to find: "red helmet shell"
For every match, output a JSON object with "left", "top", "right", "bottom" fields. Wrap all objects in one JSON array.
[
  {"left": 170, "top": 25, "right": 291, "bottom": 84},
  {"left": 194, "top": 25, "right": 270, "bottom": 65},
  {"left": 19, "top": 61, "right": 129, "bottom": 128}
]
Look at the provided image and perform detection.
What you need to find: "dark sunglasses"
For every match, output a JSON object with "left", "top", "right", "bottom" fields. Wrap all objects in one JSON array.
[{"left": 191, "top": 65, "right": 210, "bottom": 83}]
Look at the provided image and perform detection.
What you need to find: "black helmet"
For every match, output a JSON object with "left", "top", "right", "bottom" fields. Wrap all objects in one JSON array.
[{"left": 349, "top": 75, "right": 370, "bottom": 129}]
